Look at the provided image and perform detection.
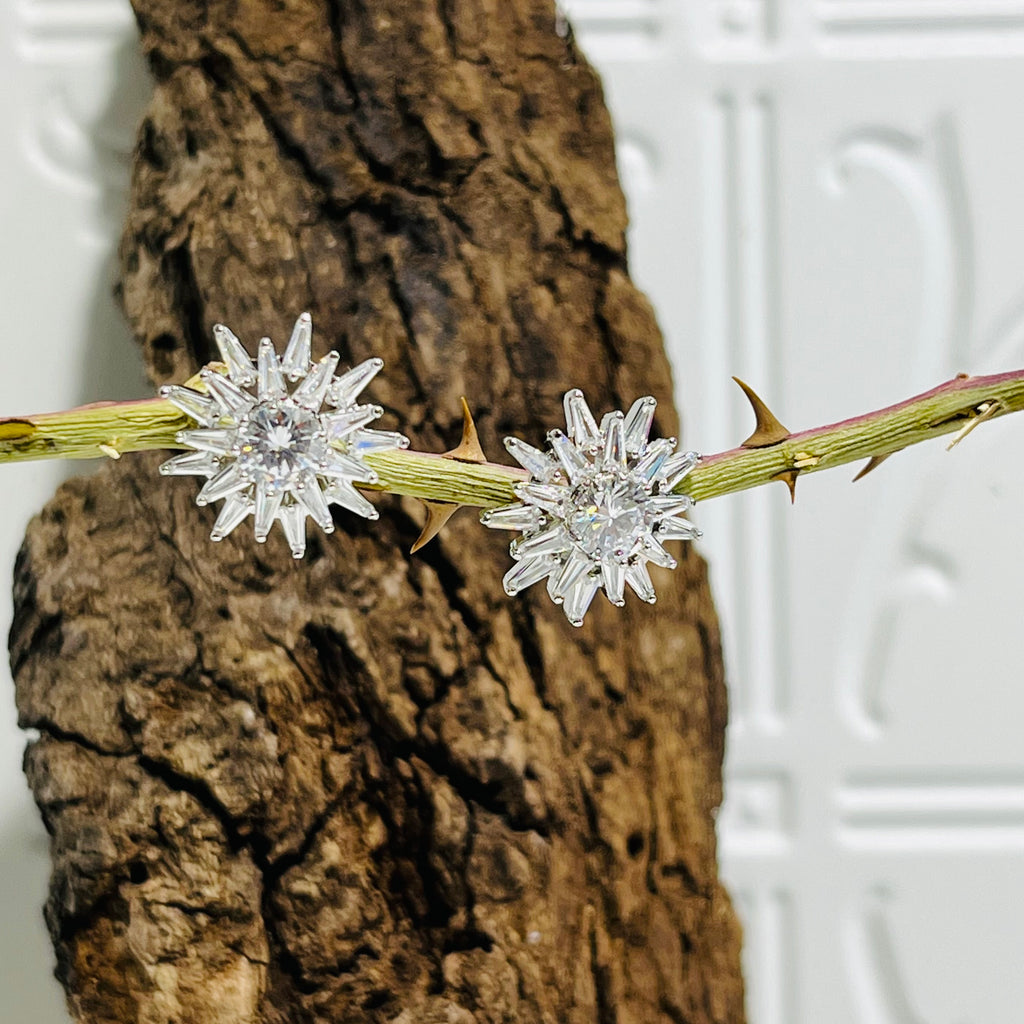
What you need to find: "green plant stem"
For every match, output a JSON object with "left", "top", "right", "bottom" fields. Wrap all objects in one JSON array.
[{"left": 3, "top": 369, "right": 1024, "bottom": 507}]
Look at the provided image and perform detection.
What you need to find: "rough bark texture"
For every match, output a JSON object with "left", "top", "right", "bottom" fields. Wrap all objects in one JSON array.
[{"left": 10, "top": 2, "right": 745, "bottom": 1022}]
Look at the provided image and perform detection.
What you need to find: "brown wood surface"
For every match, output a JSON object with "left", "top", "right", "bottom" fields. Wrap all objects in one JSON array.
[{"left": 9, "top": 2, "right": 745, "bottom": 1021}]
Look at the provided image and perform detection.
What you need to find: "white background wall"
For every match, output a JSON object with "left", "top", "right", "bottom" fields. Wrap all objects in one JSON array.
[
  {"left": 1, "top": 1, "right": 149, "bottom": 1020},
  {"left": 2, "top": 1, "right": 1024, "bottom": 1021}
]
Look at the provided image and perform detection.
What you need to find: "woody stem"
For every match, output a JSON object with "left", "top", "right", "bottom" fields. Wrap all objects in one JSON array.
[{"left": 2, "top": 368, "right": 1024, "bottom": 507}]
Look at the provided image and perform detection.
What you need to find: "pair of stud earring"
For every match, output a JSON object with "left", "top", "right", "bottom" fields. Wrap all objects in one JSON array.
[{"left": 158, "top": 314, "right": 701, "bottom": 626}]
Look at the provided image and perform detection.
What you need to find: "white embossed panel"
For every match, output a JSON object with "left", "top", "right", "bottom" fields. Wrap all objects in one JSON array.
[
  {"left": 4, "top": 2, "right": 1024, "bottom": 1022},
  {"left": 566, "top": 0, "right": 1024, "bottom": 1021}
]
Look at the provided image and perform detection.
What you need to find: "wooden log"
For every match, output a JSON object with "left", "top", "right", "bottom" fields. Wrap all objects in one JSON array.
[{"left": 10, "top": 2, "right": 745, "bottom": 1020}]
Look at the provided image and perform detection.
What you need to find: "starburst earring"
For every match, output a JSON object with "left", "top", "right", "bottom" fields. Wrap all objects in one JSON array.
[
  {"left": 159, "top": 314, "right": 408, "bottom": 558},
  {"left": 481, "top": 389, "right": 701, "bottom": 626}
]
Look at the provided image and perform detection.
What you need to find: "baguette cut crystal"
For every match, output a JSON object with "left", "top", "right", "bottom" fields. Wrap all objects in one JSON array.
[
  {"left": 161, "top": 314, "right": 406, "bottom": 556},
  {"left": 483, "top": 389, "right": 702, "bottom": 625}
]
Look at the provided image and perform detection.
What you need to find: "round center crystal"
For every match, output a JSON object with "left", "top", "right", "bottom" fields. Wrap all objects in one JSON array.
[
  {"left": 566, "top": 471, "right": 648, "bottom": 562},
  {"left": 236, "top": 400, "right": 325, "bottom": 488}
]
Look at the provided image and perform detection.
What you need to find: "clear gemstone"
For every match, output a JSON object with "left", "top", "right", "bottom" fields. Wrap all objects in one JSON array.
[
  {"left": 602, "top": 560, "right": 626, "bottom": 606},
  {"left": 563, "top": 576, "right": 600, "bottom": 627},
  {"left": 329, "top": 357, "right": 384, "bottom": 408},
  {"left": 294, "top": 472, "right": 335, "bottom": 531},
  {"left": 634, "top": 437, "right": 676, "bottom": 481},
  {"left": 324, "top": 479, "right": 378, "bottom": 519},
  {"left": 320, "top": 450, "right": 376, "bottom": 483},
  {"left": 513, "top": 481, "right": 567, "bottom": 517},
  {"left": 549, "top": 550, "right": 590, "bottom": 604},
  {"left": 481, "top": 503, "right": 546, "bottom": 531},
  {"left": 160, "top": 384, "right": 219, "bottom": 427},
  {"left": 293, "top": 351, "right": 340, "bottom": 410},
  {"left": 506, "top": 436, "right": 558, "bottom": 481},
  {"left": 346, "top": 429, "right": 408, "bottom": 454},
  {"left": 258, "top": 336, "right": 286, "bottom": 400},
  {"left": 279, "top": 502, "right": 307, "bottom": 558},
  {"left": 548, "top": 429, "right": 589, "bottom": 483},
  {"left": 202, "top": 369, "right": 255, "bottom": 418},
  {"left": 660, "top": 449, "right": 700, "bottom": 490},
  {"left": 211, "top": 492, "right": 252, "bottom": 540},
  {"left": 253, "top": 480, "right": 284, "bottom": 541},
  {"left": 282, "top": 313, "right": 313, "bottom": 380},
  {"left": 176, "top": 428, "right": 236, "bottom": 453},
  {"left": 510, "top": 524, "right": 570, "bottom": 561},
  {"left": 159, "top": 450, "right": 220, "bottom": 477},
  {"left": 563, "top": 389, "right": 601, "bottom": 450},
  {"left": 625, "top": 561, "right": 657, "bottom": 603},
  {"left": 197, "top": 463, "right": 248, "bottom": 505},
  {"left": 566, "top": 470, "right": 649, "bottom": 562},
  {"left": 503, "top": 555, "right": 557, "bottom": 595},
  {"left": 213, "top": 324, "right": 257, "bottom": 386},
  {"left": 236, "top": 399, "right": 326, "bottom": 488},
  {"left": 600, "top": 411, "right": 626, "bottom": 469},
  {"left": 623, "top": 396, "right": 657, "bottom": 455},
  {"left": 324, "top": 404, "right": 382, "bottom": 441},
  {"left": 657, "top": 517, "right": 702, "bottom": 541}
]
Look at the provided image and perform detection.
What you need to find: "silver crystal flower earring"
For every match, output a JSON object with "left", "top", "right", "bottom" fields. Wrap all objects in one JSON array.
[
  {"left": 159, "top": 313, "right": 408, "bottom": 558},
  {"left": 481, "top": 388, "right": 701, "bottom": 626}
]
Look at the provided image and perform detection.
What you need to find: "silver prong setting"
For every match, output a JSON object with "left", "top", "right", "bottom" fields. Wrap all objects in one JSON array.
[
  {"left": 160, "top": 315, "right": 407, "bottom": 556},
  {"left": 482, "top": 389, "right": 702, "bottom": 626}
]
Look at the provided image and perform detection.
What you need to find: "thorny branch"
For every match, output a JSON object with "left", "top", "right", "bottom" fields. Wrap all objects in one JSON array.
[{"left": 1, "top": 367, "right": 1024, "bottom": 511}]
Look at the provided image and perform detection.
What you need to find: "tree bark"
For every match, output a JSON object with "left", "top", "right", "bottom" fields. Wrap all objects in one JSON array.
[{"left": 9, "top": 2, "right": 745, "bottom": 1022}]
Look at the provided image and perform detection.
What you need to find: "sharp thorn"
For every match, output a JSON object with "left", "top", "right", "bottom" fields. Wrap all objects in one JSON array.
[
  {"left": 411, "top": 500, "right": 461, "bottom": 552},
  {"left": 852, "top": 453, "right": 892, "bottom": 482},
  {"left": 770, "top": 468, "right": 799, "bottom": 503},
  {"left": 443, "top": 397, "right": 488, "bottom": 463},
  {"left": 733, "top": 377, "right": 790, "bottom": 448}
]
